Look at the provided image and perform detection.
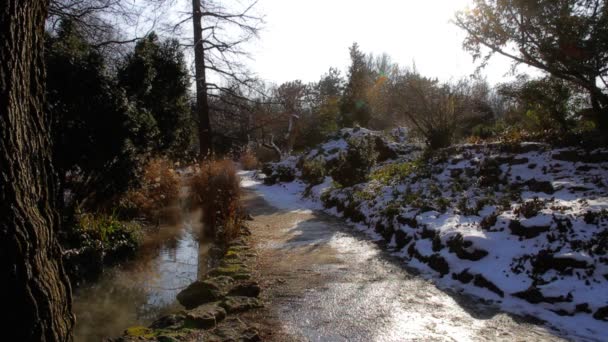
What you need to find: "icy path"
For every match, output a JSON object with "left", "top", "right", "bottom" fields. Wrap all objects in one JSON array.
[{"left": 240, "top": 171, "right": 574, "bottom": 341}]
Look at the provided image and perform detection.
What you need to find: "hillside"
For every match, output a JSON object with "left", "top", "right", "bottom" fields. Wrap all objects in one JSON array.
[{"left": 250, "top": 127, "right": 608, "bottom": 338}]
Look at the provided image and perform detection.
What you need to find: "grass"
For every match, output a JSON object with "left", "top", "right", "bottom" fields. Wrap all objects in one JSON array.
[{"left": 190, "top": 159, "right": 242, "bottom": 242}]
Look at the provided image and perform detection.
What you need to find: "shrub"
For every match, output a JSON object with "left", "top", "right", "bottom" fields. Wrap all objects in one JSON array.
[
  {"left": 62, "top": 213, "right": 142, "bottom": 284},
  {"left": 331, "top": 137, "right": 378, "bottom": 187},
  {"left": 371, "top": 162, "right": 417, "bottom": 185},
  {"left": 118, "top": 157, "right": 180, "bottom": 222},
  {"left": 240, "top": 149, "right": 259, "bottom": 170},
  {"left": 301, "top": 158, "right": 326, "bottom": 185},
  {"left": 190, "top": 159, "right": 241, "bottom": 241},
  {"left": 262, "top": 163, "right": 296, "bottom": 185}
]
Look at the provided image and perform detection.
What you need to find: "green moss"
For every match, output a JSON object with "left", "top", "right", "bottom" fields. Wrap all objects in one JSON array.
[
  {"left": 371, "top": 162, "right": 417, "bottom": 185},
  {"left": 125, "top": 326, "right": 156, "bottom": 338}
]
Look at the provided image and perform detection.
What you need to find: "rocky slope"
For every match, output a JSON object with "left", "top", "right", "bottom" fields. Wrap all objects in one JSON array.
[{"left": 259, "top": 127, "right": 608, "bottom": 338}]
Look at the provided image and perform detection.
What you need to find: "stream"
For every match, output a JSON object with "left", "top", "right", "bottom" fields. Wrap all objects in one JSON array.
[{"left": 72, "top": 204, "right": 209, "bottom": 341}]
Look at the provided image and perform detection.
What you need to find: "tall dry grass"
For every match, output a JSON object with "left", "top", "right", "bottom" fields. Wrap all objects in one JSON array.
[
  {"left": 190, "top": 159, "right": 241, "bottom": 241},
  {"left": 119, "top": 157, "right": 180, "bottom": 222},
  {"left": 239, "top": 149, "right": 259, "bottom": 170}
]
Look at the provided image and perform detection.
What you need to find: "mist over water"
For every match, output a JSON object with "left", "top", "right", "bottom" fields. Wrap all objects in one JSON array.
[{"left": 73, "top": 189, "right": 210, "bottom": 341}]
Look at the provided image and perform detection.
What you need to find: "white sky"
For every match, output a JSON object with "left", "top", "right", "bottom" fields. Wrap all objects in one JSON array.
[{"left": 246, "top": 0, "right": 525, "bottom": 85}]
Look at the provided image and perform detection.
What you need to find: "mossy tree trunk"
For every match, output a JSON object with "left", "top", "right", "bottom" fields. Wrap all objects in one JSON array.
[{"left": 0, "top": 1, "right": 74, "bottom": 340}]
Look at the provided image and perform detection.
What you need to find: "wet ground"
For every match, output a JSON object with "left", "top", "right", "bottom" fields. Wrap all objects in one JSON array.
[
  {"left": 242, "top": 189, "right": 569, "bottom": 341},
  {"left": 72, "top": 207, "right": 210, "bottom": 342}
]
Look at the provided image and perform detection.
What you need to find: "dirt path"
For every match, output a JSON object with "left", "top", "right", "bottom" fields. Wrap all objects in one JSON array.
[{"left": 240, "top": 189, "right": 569, "bottom": 342}]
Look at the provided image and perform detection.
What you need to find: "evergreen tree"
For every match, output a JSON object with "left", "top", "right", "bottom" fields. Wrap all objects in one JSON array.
[
  {"left": 119, "top": 33, "right": 194, "bottom": 155},
  {"left": 341, "top": 43, "right": 372, "bottom": 127}
]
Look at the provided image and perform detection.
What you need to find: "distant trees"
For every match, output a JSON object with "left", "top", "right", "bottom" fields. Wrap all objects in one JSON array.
[
  {"left": 1, "top": 0, "right": 74, "bottom": 340},
  {"left": 394, "top": 74, "right": 474, "bottom": 149},
  {"left": 455, "top": 0, "right": 608, "bottom": 132}
]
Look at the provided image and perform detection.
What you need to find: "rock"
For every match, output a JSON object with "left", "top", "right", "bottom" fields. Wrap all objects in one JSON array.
[
  {"left": 227, "top": 281, "right": 261, "bottom": 298},
  {"left": 428, "top": 254, "right": 450, "bottom": 277},
  {"left": 508, "top": 220, "right": 550, "bottom": 239},
  {"left": 209, "top": 318, "right": 261, "bottom": 342},
  {"left": 593, "top": 306, "right": 608, "bottom": 321},
  {"left": 185, "top": 302, "right": 227, "bottom": 329},
  {"left": 394, "top": 229, "right": 412, "bottom": 250},
  {"left": 150, "top": 313, "right": 185, "bottom": 329},
  {"left": 220, "top": 296, "right": 264, "bottom": 314},
  {"left": 450, "top": 168, "right": 463, "bottom": 178},
  {"left": 177, "top": 276, "right": 234, "bottom": 309},
  {"left": 209, "top": 265, "right": 252, "bottom": 280},
  {"left": 473, "top": 274, "right": 504, "bottom": 297},
  {"left": 396, "top": 215, "right": 418, "bottom": 228},
  {"left": 524, "top": 179, "right": 554, "bottom": 194},
  {"left": 575, "top": 303, "right": 592, "bottom": 314},
  {"left": 446, "top": 234, "right": 488, "bottom": 261},
  {"left": 532, "top": 250, "right": 590, "bottom": 274},
  {"left": 513, "top": 287, "right": 572, "bottom": 304},
  {"left": 374, "top": 136, "right": 398, "bottom": 162},
  {"left": 452, "top": 269, "right": 474, "bottom": 284}
]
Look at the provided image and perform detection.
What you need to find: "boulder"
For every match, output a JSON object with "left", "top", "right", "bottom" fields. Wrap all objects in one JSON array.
[
  {"left": 512, "top": 287, "right": 572, "bottom": 304},
  {"left": 473, "top": 274, "right": 504, "bottom": 297},
  {"left": 221, "top": 296, "right": 264, "bottom": 314},
  {"left": 185, "top": 302, "right": 227, "bottom": 329},
  {"left": 177, "top": 276, "right": 234, "bottom": 309},
  {"left": 446, "top": 234, "right": 488, "bottom": 261},
  {"left": 508, "top": 220, "right": 550, "bottom": 239},
  {"left": 227, "top": 281, "right": 261, "bottom": 298},
  {"left": 593, "top": 306, "right": 608, "bottom": 321},
  {"left": 428, "top": 254, "right": 450, "bottom": 277}
]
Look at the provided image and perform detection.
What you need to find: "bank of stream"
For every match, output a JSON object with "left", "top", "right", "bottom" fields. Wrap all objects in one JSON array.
[{"left": 72, "top": 190, "right": 211, "bottom": 341}]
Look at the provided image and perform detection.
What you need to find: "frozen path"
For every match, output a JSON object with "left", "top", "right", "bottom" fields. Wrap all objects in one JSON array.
[{"left": 240, "top": 180, "right": 571, "bottom": 341}]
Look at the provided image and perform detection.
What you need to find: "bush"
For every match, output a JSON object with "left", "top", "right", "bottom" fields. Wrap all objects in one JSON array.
[
  {"left": 118, "top": 157, "right": 180, "bottom": 222},
  {"left": 301, "top": 158, "right": 326, "bottom": 185},
  {"left": 62, "top": 213, "right": 142, "bottom": 284},
  {"left": 240, "top": 149, "right": 259, "bottom": 170},
  {"left": 190, "top": 159, "right": 241, "bottom": 241},
  {"left": 331, "top": 137, "right": 378, "bottom": 187},
  {"left": 262, "top": 163, "right": 296, "bottom": 185}
]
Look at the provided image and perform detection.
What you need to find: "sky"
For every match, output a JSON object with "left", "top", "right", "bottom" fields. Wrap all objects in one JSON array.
[{"left": 245, "top": 0, "right": 524, "bottom": 86}]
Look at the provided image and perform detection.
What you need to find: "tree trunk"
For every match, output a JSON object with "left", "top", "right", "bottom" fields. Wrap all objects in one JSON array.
[
  {"left": 192, "top": 0, "right": 212, "bottom": 159},
  {"left": 0, "top": 1, "right": 74, "bottom": 341}
]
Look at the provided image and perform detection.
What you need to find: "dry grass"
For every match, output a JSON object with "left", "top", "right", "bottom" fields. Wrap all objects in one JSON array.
[
  {"left": 190, "top": 159, "right": 241, "bottom": 241},
  {"left": 119, "top": 157, "right": 180, "bottom": 222},
  {"left": 240, "top": 149, "right": 259, "bottom": 170}
]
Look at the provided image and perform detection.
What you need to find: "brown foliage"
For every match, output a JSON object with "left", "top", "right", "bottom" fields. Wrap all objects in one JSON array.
[
  {"left": 239, "top": 149, "right": 259, "bottom": 170},
  {"left": 190, "top": 159, "right": 241, "bottom": 241},
  {"left": 120, "top": 158, "right": 180, "bottom": 222}
]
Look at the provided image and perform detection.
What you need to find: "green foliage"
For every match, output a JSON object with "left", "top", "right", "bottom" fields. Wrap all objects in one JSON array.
[
  {"left": 119, "top": 33, "right": 195, "bottom": 157},
  {"left": 331, "top": 137, "right": 378, "bottom": 187},
  {"left": 46, "top": 21, "right": 153, "bottom": 206},
  {"left": 301, "top": 158, "right": 326, "bottom": 185},
  {"left": 371, "top": 162, "right": 417, "bottom": 185},
  {"left": 340, "top": 43, "right": 373, "bottom": 127},
  {"left": 456, "top": 0, "right": 608, "bottom": 132}
]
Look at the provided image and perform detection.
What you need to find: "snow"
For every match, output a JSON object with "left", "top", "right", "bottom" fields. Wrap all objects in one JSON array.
[{"left": 248, "top": 129, "right": 608, "bottom": 341}]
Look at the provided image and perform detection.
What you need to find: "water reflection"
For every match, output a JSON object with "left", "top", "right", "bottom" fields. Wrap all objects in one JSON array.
[{"left": 73, "top": 208, "right": 208, "bottom": 341}]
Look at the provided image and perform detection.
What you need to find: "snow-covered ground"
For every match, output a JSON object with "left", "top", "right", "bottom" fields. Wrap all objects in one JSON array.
[{"left": 239, "top": 128, "right": 608, "bottom": 340}]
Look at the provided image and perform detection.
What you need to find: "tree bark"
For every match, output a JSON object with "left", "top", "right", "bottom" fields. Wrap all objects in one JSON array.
[
  {"left": 192, "top": 0, "right": 213, "bottom": 159},
  {"left": 0, "top": 1, "right": 74, "bottom": 341}
]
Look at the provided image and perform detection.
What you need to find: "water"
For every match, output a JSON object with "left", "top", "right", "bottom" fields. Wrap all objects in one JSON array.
[{"left": 72, "top": 207, "right": 209, "bottom": 341}]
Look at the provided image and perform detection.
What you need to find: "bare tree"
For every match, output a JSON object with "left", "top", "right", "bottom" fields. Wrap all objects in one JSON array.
[
  {"left": 395, "top": 73, "right": 472, "bottom": 149},
  {"left": 178, "top": 0, "right": 262, "bottom": 158},
  {"left": 1, "top": 0, "right": 74, "bottom": 340}
]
